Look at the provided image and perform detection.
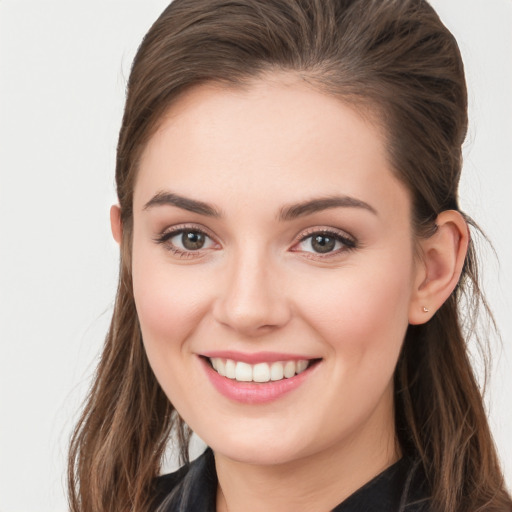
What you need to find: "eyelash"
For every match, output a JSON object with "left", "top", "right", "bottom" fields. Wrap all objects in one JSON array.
[
  {"left": 154, "top": 224, "right": 217, "bottom": 259},
  {"left": 292, "top": 228, "right": 357, "bottom": 259},
  {"left": 154, "top": 225, "right": 357, "bottom": 259}
]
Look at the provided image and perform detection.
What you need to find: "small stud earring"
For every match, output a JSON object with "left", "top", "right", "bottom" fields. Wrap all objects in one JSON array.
[{"left": 423, "top": 306, "right": 430, "bottom": 313}]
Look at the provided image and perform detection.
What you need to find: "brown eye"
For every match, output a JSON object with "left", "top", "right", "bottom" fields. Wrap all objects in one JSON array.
[
  {"left": 310, "top": 234, "right": 336, "bottom": 253},
  {"left": 182, "top": 230, "right": 206, "bottom": 250},
  {"left": 156, "top": 227, "right": 217, "bottom": 255},
  {"left": 293, "top": 230, "right": 356, "bottom": 256}
]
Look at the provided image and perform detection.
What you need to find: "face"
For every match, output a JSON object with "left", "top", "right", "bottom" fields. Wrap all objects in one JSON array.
[{"left": 130, "top": 76, "right": 421, "bottom": 467}]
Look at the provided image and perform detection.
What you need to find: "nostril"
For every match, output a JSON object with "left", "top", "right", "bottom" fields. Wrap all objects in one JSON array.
[
  {"left": 213, "top": 297, "right": 291, "bottom": 334},
  {"left": 211, "top": 260, "right": 292, "bottom": 334}
]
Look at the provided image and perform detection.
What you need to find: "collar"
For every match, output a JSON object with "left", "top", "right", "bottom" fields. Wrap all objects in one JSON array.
[{"left": 153, "top": 448, "right": 431, "bottom": 512}]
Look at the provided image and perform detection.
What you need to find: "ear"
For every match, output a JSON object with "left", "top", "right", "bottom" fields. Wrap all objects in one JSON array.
[
  {"left": 110, "top": 204, "right": 122, "bottom": 245},
  {"left": 408, "top": 210, "right": 469, "bottom": 325}
]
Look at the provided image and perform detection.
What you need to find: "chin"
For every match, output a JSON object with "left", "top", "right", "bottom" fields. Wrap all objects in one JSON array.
[
  {"left": 214, "top": 442, "right": 301, "bottom": 466},
  {"left": 201, "top": 426, "right": 306, "bottom": 466}
]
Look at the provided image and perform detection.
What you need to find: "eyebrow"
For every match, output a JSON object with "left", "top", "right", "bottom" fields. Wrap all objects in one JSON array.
[
  {"left": 143, "top": 191, "right": 377, "bottom": 220},
  {"left": 279, "top": 196, "right": 377, "bottom": 221},
  {"left": 143, "top": 191, "right": 221, "bottom": 217}
]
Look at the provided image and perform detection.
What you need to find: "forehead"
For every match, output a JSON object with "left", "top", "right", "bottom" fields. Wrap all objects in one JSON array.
[{"left": 134, "top": 75, "right": 409, "bottom": 220}]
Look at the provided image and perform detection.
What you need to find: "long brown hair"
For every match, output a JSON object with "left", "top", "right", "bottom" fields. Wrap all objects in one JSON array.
[{"left": 68, "top": 1, "right": 512, "bottom": 510}]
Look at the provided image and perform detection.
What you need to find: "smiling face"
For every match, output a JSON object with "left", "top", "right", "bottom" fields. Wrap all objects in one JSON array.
[{"left": 130, "top": 76, "right": 422, "bottom": 468}]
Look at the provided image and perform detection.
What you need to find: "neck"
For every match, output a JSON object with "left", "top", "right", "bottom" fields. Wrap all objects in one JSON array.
[{"left": 214, "top": 390, "right": 399, "bottom": 512}]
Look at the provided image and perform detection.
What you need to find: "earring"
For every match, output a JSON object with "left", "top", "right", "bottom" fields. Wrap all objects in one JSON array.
[{"left": 423, "top": 306, "right": 430, "bottom": 313}]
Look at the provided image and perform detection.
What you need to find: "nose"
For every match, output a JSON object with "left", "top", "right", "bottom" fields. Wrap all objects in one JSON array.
[{"left": 212, "top": 249, "right": 292, "bottom": 336}]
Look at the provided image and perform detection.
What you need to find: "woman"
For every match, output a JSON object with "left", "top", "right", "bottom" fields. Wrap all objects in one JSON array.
[{"left": 68, "top": 0, "right": 512, "bottom": 511}]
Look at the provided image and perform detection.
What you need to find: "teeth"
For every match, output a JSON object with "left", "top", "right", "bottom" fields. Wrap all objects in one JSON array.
[
  {"left": 270, "top": 361, "right": 284, "bottom": 381},
  {"left": 253, "top": 363, "right": 270, "bottom": 383},
  {"left": 225, "top": 359, "right": 236, "bottom": 379},
  {"left": 283, "top": 361, "right": 296, "bottom": 378},
  {"left": 235, "top": 362, "right": 253, "bottom": 382},
  {"left": 209, "top": 358, "right": 310, "bottom": 383},
  {"left": 296, "top": 360, "right": 308, "bottom": 374},
  {"left": 216, "top": 358, "right": 226, "bottom": 377}
]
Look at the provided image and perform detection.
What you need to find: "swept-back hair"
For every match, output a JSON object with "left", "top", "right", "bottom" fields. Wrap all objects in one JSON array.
[{"left": 68, "top": 1, "right": 512, "bottom": 510}]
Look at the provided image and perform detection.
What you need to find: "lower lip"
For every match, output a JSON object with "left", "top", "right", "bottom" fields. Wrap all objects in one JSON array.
[{"left": 200, "top": 357, "right": 318, "bottom": 404}]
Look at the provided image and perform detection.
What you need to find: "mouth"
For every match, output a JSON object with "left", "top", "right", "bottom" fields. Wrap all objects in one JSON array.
[
  {"left": 200, "top": 353, "right": 322, "bottom": 404},
  {"left": 204, "top": 356, "right": 321, "bottom": 383}
]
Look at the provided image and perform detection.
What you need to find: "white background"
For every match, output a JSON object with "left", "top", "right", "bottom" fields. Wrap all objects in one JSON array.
[{"left": 1, "top": 1, "right": 511, "bottom": 510}]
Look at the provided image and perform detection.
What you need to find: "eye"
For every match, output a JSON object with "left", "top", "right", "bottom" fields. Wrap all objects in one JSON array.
[
  {"left": 293, "top": 229, "right": 356, "bottom": 256},
  {"left": 173, "top": 230, "right": 210, "bottom": 251},
  {"left": 155, "top": 226, "right": 217, "bottom": 256}
]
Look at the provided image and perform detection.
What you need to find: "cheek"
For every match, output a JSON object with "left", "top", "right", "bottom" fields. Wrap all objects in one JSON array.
[
  {"left": 131, "top": 245, "right": 218, "bottom": 415},
  {"left": 131, "top": 240, "right": 212, "bottom": 358},
  {"left": 296, "top": 250, "right": 414, "bottom": 363}
]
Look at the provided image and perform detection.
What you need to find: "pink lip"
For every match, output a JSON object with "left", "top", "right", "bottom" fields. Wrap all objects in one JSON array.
[
  {"left": 199, "top": 356, "right": 320, "bottom": 404},
  {"left": 200, "top": 350, "right": 316, "bottom": 364}
]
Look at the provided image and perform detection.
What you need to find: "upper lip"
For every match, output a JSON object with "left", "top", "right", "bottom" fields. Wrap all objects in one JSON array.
[{"left": 200, "top": 350, "right": 320, "bottom": 364}]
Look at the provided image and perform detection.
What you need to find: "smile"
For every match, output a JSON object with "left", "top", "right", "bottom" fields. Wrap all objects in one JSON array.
[
  {"left": 201, "top": 354, "right": 321, "bottom": 404},
  {"left": 209, "top": 358, "right": 310, "bottom": 383}
]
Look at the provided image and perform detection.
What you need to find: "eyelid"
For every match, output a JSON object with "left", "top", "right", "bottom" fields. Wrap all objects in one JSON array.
[
  {"left": 157, "top": 222, "right": 217, "bottom": 240},
  {"left": 293, "top": 226, "right": 356, "bottom": 244},
  {"left": 290, "top": 226, "right": 357, "bottom": 256},
  {"left": 154, "top": 223, "right": 356, "bottom": 258},
  {"left": 154, "top": 223, "right": 220, "bottom": 256}
]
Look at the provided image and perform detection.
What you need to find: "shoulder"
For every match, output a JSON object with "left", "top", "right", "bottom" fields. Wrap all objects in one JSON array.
[
  {"left": 398, "top": 458, "right": 434, "bottom": 512},
  {"left": 333, "top": 456, "right": 433, "bottom": 512}
]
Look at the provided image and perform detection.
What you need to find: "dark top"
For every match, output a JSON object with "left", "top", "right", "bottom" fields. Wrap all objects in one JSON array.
[{"left": 152, "top": 448, "right": 432, "bottom": 512}]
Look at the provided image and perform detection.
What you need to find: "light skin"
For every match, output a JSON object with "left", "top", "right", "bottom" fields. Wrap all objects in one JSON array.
[{"left": 111, "top": 74, "right": 468, "bottom": 512}]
